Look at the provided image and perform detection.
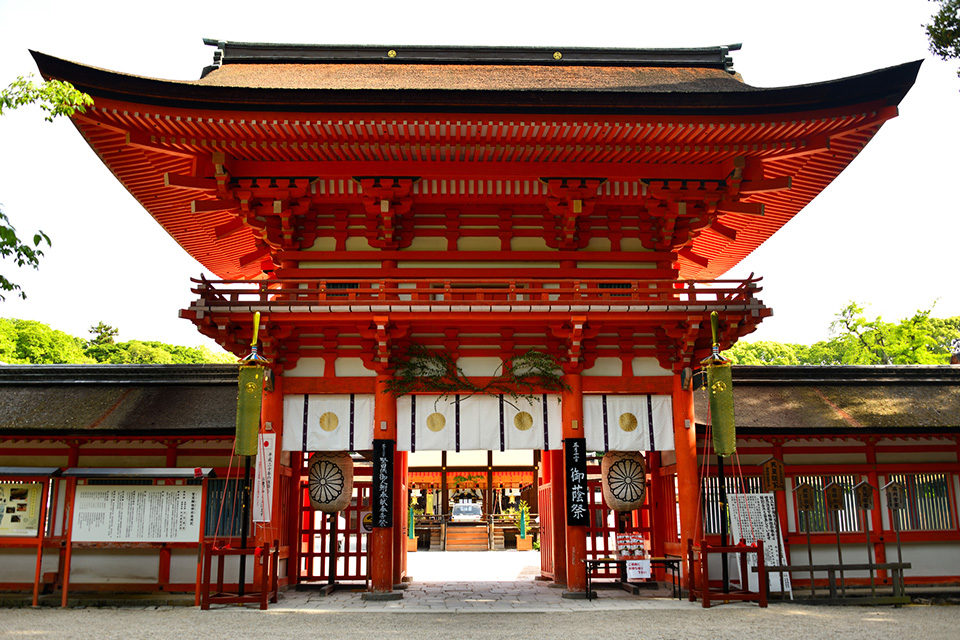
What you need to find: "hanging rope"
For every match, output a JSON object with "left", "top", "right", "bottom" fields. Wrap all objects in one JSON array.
[
  {"left": 212, "top": 435, "right": 239, "bottom": 549},
  {"left": 696, "top": 381, "right": 712, "bottom": 540}
]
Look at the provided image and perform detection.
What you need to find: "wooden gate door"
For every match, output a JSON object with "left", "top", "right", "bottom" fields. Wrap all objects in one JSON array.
[
  {"left": 538, "top": 481, "right": 554, "bottom": 578},
  {"left": 298, "top": 478, "right": 372, "bottom": 583},
  {"left": 585, "top": 475, "right": 651, "bottom": 579}
]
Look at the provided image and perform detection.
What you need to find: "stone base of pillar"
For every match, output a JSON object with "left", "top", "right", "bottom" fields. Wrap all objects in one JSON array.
[
  {"left": 561, "top": 590, "right": 592, "bottom": 599},
  {"left": 362, "top": 591, "right": 404, "bottom": 601}
]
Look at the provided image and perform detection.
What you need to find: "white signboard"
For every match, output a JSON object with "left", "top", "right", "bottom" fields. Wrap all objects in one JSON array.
[
  {"left": 626, "top": 559, "right": 652, "bottom": 580},
  {"left": 253, "top": 433, "right": 276, "bottom": 523},
  {"left": 72, "top": 485, "right": 202, "bottom": 543},
  {"left": 728, "top": 493, "right": 792, "bottom": 596},
  {"left": 0, "top": 482, "right": 43, "bottom": 537}
]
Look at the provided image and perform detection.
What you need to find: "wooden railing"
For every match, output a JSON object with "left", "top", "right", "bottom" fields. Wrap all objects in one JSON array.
[{"left": 189, "top": 275, "right": 764, "bottom": 310}]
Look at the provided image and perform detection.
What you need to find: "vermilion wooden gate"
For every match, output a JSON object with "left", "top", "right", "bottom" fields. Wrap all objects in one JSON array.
[
  {"left": 585, "top": 475, "right": 651, "bottom": 579},
  {"left": 538, "top": 482, "right": 555, "bottom": 578},
  {"left": 298, "top": 479, "right": 372, "bottom": 583}
]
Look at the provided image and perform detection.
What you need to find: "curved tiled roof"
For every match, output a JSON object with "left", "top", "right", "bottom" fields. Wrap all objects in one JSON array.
[
  {"left": 0, "top": 365, "right": 237, "bottom": 435},
  {"left": 695, "top": 366, "right": 960, "bottom": 432}
]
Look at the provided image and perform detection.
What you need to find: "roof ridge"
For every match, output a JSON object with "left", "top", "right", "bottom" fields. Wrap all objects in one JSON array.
[{"left": 201, "top": 40, "right": 741, "bottom": 74}]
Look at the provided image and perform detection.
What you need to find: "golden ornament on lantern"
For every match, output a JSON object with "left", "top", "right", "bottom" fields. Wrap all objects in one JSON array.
[
  {"left": 701, "top": 311, "right": 736, "bottom": 457},
  {"left": 235, "top": 312, "right": 268, "bottom": 456}
]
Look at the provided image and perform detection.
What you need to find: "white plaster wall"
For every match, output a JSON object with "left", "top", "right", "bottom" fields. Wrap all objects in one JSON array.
[
  {"left": 345, "top": 236, "right": 377, "bottom": 251},
  {"left": 510, "top": 237, "right": 550, "bottom": 251},
  {"left": 402, "top": 236, "right": 448, "bottom": 251},
  {"left": 456, "top": 357, "right": 503, "bottom": 377},
  {"left": 69, "top": 551, "right": 159, "bottom": 583},
  {"left": 581, "top": 237, "right": 612, "bottom": 251},
  {"left": 0, "top": 548, "right": 59, "bottom": 582},
  {"left": 583, "top": 358, "right": 622, "bottom": 377},
  {"left": 890, "top": 542, "right": 960, "bottom": 578},
  {"left": 632, "top": 358, "right": 673, "bottom": 377},
  {"left": 457, "top": 237, "right": 501, "bottom": 251},
  {"left": 334, "top": 358, "right": 375, "bottom": 377},
  {"left": 284, "top": 357, "right": 325, "bottom": 377},
  {"left": 304, "top": 236, "right": 336, "bottom": 252}
]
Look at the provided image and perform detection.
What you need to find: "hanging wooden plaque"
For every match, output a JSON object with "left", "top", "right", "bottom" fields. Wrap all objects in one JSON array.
[
  {"left": 761, "top": 458, "right": 785, "bottom": 493},
  {"left": 884, "top": 482, "right": 907, "bottom": 511},
  {"left": 853, "top": 481, "right": 875, "bottom": 510},
  {"left": 824, "top": 482, "right": 846, "bottom": 512},
  {"left": 794, "top": 482, "right": 817, "bottom": 512}
]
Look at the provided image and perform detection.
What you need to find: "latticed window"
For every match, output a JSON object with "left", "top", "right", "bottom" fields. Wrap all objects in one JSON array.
[
  {"left": 794, "top": 475, "right": 862, "bottom": 533},
  {"left": 701, "top": 475, "right": 761, "bottom": 535},
  {"left": 205, "top": 478, "right": 247, "bottom": 537},
  {"left": 886, "top": 473, "right": 956, "bottom": 531}
]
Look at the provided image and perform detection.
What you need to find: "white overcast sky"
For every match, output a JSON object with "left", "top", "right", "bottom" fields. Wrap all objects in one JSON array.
[{"left": 0, "top": 0, "right": 956, "bottom": 351}]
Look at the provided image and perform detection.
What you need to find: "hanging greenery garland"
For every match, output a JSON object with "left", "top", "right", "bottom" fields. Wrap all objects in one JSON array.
[{"left": 384, "top": 343, "right": 568, "bottom": 403}]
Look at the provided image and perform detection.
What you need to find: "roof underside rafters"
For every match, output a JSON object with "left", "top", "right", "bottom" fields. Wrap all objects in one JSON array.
[{"left": 31, "top": 51, "right": 919, "bottom": 281}]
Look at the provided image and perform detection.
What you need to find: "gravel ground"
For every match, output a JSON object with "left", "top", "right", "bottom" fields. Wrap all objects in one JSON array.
[{"left": 2, "top": 605, "right": 959, "bottom": 640}]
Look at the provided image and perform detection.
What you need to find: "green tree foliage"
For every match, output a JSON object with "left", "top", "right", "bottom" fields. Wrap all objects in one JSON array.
[
  {"left": 926, "top": 0, "right": 960, "bottom": 79},
  {"left": 0, "top": 318, "right": 234, "bottom": 364},
  {"left": 0, "top": 75, "right": 93, "bottom": 300},
  {"left": 727, "top": 303, "right": 960, "bottom": 365},
  {"left": 88, "top": 321, "right": 119, "bottom": 346}
]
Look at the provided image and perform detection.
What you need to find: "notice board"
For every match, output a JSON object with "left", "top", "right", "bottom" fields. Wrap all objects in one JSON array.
[
  {"left": 0, "top": 482, "right": 43, "bottom": 537},
  {"left": 71, "top": 485, "right": 202, "bottom": 543},
  {"left": 728, "top": 492, "right": 792, "bottom": 595}
]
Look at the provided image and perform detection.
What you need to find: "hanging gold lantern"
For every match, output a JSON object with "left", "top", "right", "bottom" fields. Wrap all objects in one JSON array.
[
  {"left": 307, "top": 451, "right": 354, "bottom": 512},
  {"left": 601, "top": 451, "right": 646, "bottom": 511},
  {"left": 701, "top": 311, "right": 736, "bottom": 457},
  {"left": 235, "top": 364, "right": 264, "bottom": 456},
  {"left": 235, "top": 311, "right": 267, "bottom": 456}
]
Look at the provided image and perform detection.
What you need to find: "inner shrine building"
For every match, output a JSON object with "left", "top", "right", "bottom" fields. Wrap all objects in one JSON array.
[{"left": 28, "top": 41, "right": 920, "bottom": 596}]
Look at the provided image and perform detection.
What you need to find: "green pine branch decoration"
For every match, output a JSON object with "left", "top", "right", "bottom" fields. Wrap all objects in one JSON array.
[{"left": 384, "top": 343, "right": 568, "bottom": 405}]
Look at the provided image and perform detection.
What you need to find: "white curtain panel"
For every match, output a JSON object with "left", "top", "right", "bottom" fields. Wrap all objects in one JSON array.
[
  {"left": 281, "top": 394, "right": 374, "bottom": 452},
  {"left": 582, "top": 394, "right": 675, "bottom": 452},
  {"left": 397, "top": 394, "right": 561, "bottom": 452}
]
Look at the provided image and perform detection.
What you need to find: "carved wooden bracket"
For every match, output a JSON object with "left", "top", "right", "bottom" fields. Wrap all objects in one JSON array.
[
  {"left": 542, "top": 178, "right": 605, "bottom": 249},
  {"left": 356, "top": 177, "right": 418, "bottom": 249}
]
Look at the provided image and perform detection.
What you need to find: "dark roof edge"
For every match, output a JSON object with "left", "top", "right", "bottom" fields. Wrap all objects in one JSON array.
[
  {"left": 0, "top": 364, "right": 239, "bottom": 385},
  {"left": 730, "top": 364, "right": 960, "bottom": 385},
  {"left": 0, "top": 428, "right": 234, "bottom": 438},
  {"left": 202, "top": 40, "right": 741, "bottom": 72},
  {"left": 695, "top": 425, "right": 960, "bottom": 437},
  {"left": 30, "top": 50, "right": 921, "bottom": 117}
]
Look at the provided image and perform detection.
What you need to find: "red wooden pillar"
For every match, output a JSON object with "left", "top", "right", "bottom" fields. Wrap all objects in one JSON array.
[
  {"left": 393, "top": 449, "right": 408, "bottom": 585},
  {"left": 772, "top": 441, "right": 791, "bottom": 566},
  {"left": 672, "top": 374, "right": 700, "bottom": 584},
  {"left": 648, "top": 451, "right": 665, "bottom": 579},
  {"left": 562, "top": 372, "right": 587, "bottom": 594},
  {"left": 549, "top": 449, "right": 567, "bottom": 585},
  {"left": 865, "top": 439, "right": 888, "bottom": 580},
  {"left": 370, "top": 374, "right": 396, "bottom": 593}
]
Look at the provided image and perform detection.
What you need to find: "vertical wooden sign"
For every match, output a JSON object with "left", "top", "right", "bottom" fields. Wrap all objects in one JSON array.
[
  {"left": 372, "top": 440, "right": 394, "bottom": 528},
  {"left": 824, "top": 482, "right": 846, "bottom": 512},
  {"left": 565, "top": 437, "right": 589, "bottom": 526},
  {"left": 854, "top": 481, "right": 875, "bottom": 510},
  {"left": 761, "top": 458, "right": 785, "bottom": 493},
  {"left": 794, "top": 483, "right": 817, "bottom": 512},
  {"left": 885, "top": 482, "right": 906, "bottom": 511}
]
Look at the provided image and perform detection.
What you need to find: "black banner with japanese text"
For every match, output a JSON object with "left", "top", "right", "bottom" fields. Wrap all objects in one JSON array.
[
  {"left": 372, "top": 439, "right": 394, "bottom": 528},
  {"left": 564, "top": 437, "right": 589, "bottom": 526}
]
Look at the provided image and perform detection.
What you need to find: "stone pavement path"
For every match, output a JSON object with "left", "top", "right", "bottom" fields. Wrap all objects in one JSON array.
[
  {"left": 278, "top": 549, "right": 682, "bottom": 612},
  {"left": 4, "top": 551, "right": 960, "bottom": 639}
]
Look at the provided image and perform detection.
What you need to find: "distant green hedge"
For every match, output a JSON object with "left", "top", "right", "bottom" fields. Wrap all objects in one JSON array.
[{"left": 0, "top": 318, "right": 234, "bottom": 364}]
